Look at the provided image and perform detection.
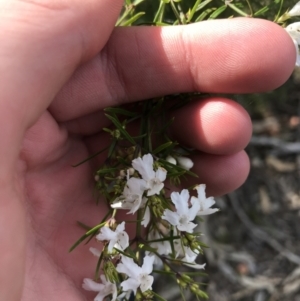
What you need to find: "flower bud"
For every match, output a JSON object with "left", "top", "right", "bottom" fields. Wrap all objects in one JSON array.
[
  {"left": 177, "top": 156, "right": 194, "bottom": 170},
  {"left": 128, "top": 167, "right": 135, "bottom": 176},
  {"left": 119, "top": 170, "right": 126, "bottom": 178},
  {"left": 166, "top": 155, "right": 177, "bottom": 165},
  {"left": 190, "top": 283, "right": 200, "bottom": 293},
  {"left": 181, "top": 274, "right": 191, "bottom": 283}
]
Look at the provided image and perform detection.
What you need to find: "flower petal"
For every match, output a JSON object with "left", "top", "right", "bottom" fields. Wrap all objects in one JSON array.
[
  {"left": 120, "top": 278, "right": 140, "bottom": 295},
  {"left": 162, "top": 209, "right": 180, "bottom": 226},
  {"left": 139, "top": 274, "right": 154, "bottom": 292},
  {"left": 177, "top": 221, "right": 197, "bottom": 233},
  {"left": 141, "top": 206, "right": 151, "bottom": 227},
  {"left": 116, "top": 256, "right": 141, "bottom": 279},
  {"left": 132, "top": 154, "right": 155, "bottom": 181},
  {"left": 82, "top": 278, "right": 104, "bottom": 292},
  {"left": 142, "top": 255, "right": 155, "bottom": 274},
  {"left": 170, "top": 190, "right": 189, "bottom": 215}
]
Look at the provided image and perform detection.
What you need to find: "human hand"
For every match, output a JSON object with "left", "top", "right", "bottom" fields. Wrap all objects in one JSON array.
[{"left": 0, "top": 1, "right": 295, "bottom": 301}]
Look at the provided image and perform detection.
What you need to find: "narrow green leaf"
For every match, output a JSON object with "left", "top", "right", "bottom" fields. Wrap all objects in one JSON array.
[
  {"left": 94, "top": 251, "right": 104, "bottom": 280},
  {"left": 147, "top": 236, "right": 180, "bottom": 243},
  {"left": 152, "top": 141, "right": 174, "bottom": 155},
  {"left": 195, "top": 8, "right": 215, "bottom": 21},
  {"left": 154, "top": 1, "right": 166, "bottom": 23},
  {"left": 254, "top": 6, "right": 269, "bottom": 16},
  {"left": 208, "top": 5, "right": 227, "bottom": 19},
  {"left": 226, "top": 3, "right": 249, "bottom": 17},
  {"left": 107, "top": 138, "right": 117, "bottom": 158},
  {"left": 187, "top": 0, "right": 202, "bottom": 22},
  {"left": 196, "top": 0, "right": 213, "bottom": 12},
  {"left": 105, "top": 114, "right": 136, "bottom": 145},
  {"left": 152, "top": 291, "right": 169, "bottom": 301},
  {"left": 138, "top": 243, "right": 159, "bottom": 253},
  {"left": 153, "top": 269, "right": 176, "bottom": 276},
  {"left": 76, "top": 221, "right": 91, "bottom": 231},
  {"left": 96, "top": 167, "right": 119, "bottom": 175},
  {"left": 132, "top": 0, "right": 145, "bottom": 5},
  {"left": 72, "top": 146, "right": 109, "bottom": 167},
  {"left": 104, "top": 107, "right": 137, "bottom": 117},
  {"left": 69, "top": 222, "right": 106, "bottom": 252},
  {"left": 121, "top": 12, "right": 145, "bottom": 26}
]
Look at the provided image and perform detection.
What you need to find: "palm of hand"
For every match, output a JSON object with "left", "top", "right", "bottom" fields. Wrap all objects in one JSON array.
[{"left": 20, "top": 111, "right": 106, "bottom": 301}]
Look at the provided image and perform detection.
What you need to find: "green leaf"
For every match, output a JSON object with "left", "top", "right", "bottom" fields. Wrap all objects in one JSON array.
[
  {"left": 208, "top": 5, "right": 227, "bottom": 19},
  {"left": 138, "top": 243, "right": 158, "bottom": 253},
  {"left": 96, "top": 167, "right": 119, "bottom": 175},
  {"left": 152, "top": 291, "right": 169, "bottom": 301},
  {"left": 105, "top": 114, "right": 136, "bottom": 145},
  {"left": 187, "top": 0, "right": 202, "bottom": 22},
  {"left": 226, "top": 3, "right": 249, "bottom": 17},
  {"left": 107, "top": 138, "right": 117, "bottom": 158},
  {"left": 152, "top": 141, "right": 174, "bottom": 155},
  {"left": 196, "top": 0, "right": 213, "bottom": 12},
  {"left": 121, "top": 12, "right": 145, "bottom": 26},
  {"left": 153, "top": 269, "right": 176, "bottom": 276},
  {"left": 254, "top": 6, "right": 269, "bottom": 16},
  {"left": 94, "top": 252, "right": 104, "bottom": 280},
  {"left": 154, "top": 1, "right": 166, "bottom": 23},
  {"left": 72, "top": 146, "right": 109, "bottom": 167},
  {"left": 147, "top": 235, "right": 181, "bottom": 243},
  {"left": 195, "top": 8, "right": 215, "bottom": 21},
  {"left": 132, "top": 0, "right": 145, "bottom": 5},
  {"left": 69, "top": 222, "right": 107, "bottom": 252},
  {"left": 104, "top": 107, "right": 137, "bottom": 117}
]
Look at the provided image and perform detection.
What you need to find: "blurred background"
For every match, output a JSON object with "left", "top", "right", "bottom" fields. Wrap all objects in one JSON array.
[{"left": 120, "top": 1, "right": 300, "bottom": 300}]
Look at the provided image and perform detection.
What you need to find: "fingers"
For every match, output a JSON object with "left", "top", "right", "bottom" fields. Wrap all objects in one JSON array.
[
  {"left": 51, "top": 18, "right": 295, "bottom": 121},
  {"left": 189, "top": 151, "right": 250, "bottom": 196},
  {"left": 170, "top": 98, "right": 252, "bottom": 195},
  {"left": 170, "top": 97, "right": 252, "bottom": 155}
]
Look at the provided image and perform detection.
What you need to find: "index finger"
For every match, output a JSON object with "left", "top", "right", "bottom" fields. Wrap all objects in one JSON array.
[{"left": 51, "top": 18, "right": 295, "bottom": 121}]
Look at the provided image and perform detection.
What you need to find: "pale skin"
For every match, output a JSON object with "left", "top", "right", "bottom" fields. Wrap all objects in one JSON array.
[{"left": 0, "top": 1, "right": 296, "bottom": 301}]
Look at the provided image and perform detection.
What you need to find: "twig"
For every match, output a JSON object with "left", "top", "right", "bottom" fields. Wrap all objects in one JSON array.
[
  {"left": 228, "top": 191, "right": 300, "bottom": 266},
  {"left": 250, "top": 136, "right": 300, "bottom": 156}
]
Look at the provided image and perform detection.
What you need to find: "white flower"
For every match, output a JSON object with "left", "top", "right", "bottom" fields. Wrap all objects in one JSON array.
[
  {"left": 96, "top": 222, "right": 129, "bottom": 252},
  {"left": 82, "top": 275, "right": 117, "bottom": 301},
  {"left": 162, "top": 189, "right": 200, "bottom": 233},
  {"left": 180, "top": 246, "right": 206, "bottom": 269},
  {"left": 116, "top": 255, "right": 155, "bottom": 294},
  {"left": 191, "top": 184, "right": 219, "bottom": 216},
  {"left": 288, "top": 1, "right": 300, "bottom": 17},
  {"left": 111, "top": 177, "right": 147, "bottom": 214},
  {"left": 177, "top": 156, "right": 194, "bottom": 170},
  {"left": 132, "top": 154, "right": 167, "bottom": 196},
  {"left": 285, "top": 22, "right": 300, "bottom": 66}
]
